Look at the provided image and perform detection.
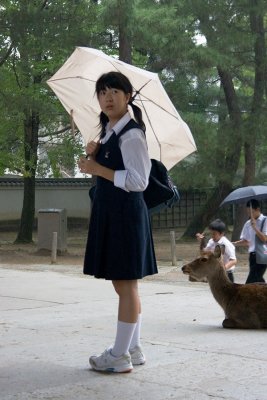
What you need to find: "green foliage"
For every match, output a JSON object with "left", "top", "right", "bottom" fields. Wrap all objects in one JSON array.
[
  {"left": 0, "top": 0, "right": 100, "bottom": 178},
  {"left": 37, "top": 135, "right": 84, "bottom": 178},
  {"left": 136, "top": 0, "right": 267, "bottom": 189}
]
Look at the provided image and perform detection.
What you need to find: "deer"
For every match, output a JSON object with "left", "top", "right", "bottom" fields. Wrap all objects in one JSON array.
[{"left": 182, "top": 245, "right": 267, "bottom": 329}]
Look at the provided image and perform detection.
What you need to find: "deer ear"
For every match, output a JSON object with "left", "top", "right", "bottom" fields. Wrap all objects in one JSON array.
[
  {"left": 214, "top": 245, "right": 222, "bottom": 258},
  {"left": 219, "top": 244, "right": 225, "bottom": 255}
]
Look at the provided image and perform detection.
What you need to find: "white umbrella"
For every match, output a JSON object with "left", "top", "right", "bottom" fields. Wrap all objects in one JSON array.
[{"left": 47, "top": 47, "right": 196, "bottom": 170}]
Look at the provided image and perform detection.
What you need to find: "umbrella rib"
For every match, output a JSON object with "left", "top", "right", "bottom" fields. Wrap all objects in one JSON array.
[
  {"left": 48, "top": 76, "right": 96, "bottom": 84},
  {"left": 135, "top": 93, "right": 162, "bottom": 161},
  {"left": 134, "top": 94, "right": 178, "bottom": 120}
]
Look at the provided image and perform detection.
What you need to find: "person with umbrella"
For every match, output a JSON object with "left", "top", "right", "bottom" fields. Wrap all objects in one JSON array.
[
  {"left": 233, "top": 199, "right": 267, "bottom": 283},
  {"left": 78, "top": 71, "right": 158, "bottom": 373}
]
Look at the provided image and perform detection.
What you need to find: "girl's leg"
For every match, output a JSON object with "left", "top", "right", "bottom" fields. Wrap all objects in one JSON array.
[
  {"left": 129, "top": 308, "right": 142, "bottom": 351},
  {"left": 111, "top": 280, "right": 140, "bottom": 357},
  {"left": 129, "top": 310, "right": 146, "bottom": 365},
  {"left": 89, "top": 280, "right": 139, "bottom": 372},
  {"left": 254, "top": 263, "right": 266, "bottom": 283}
]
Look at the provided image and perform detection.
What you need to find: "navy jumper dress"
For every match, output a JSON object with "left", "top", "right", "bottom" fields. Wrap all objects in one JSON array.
[{"left": 83, "top": 119, "right": 158, "bottom": 280}]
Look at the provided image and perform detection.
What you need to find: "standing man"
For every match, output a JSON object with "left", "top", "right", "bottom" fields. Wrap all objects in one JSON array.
[{"left": 233, "top": 199, "right": 267, "bottom": 283}]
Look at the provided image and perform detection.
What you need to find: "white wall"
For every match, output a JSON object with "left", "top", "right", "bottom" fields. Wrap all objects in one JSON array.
[{"left": 0, "top": 185, "right": 91, "bottom": 221}]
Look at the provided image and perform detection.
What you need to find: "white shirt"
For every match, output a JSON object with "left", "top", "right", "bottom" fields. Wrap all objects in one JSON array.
[
  {"left": 205, "top": 236, "right": 236, "bottom": 271},
  {"left": 102, "top": 112, "right": 151, "bottom": 192},
  {"left": 240, "top": 214, "right": 267, "bottom": 253}
]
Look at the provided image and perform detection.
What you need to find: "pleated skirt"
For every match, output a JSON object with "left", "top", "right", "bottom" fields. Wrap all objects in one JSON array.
[{"left": 83, "top": 183, "right": 158, "bottom": 280}]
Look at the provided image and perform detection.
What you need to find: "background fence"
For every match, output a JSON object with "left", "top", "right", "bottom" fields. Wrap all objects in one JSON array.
[{"left": 151, "top": 189, "right": 214, "bottom": 229}]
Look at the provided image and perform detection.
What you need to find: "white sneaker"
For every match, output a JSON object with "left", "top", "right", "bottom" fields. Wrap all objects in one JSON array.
[
  {"left": 89, "top": 348, "right": 133, "bottom": 373},
  {"left": 129, "top": 346, "right": 146, "bottom": 365}
]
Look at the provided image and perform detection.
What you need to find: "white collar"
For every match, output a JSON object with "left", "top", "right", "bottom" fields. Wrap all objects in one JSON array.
[{"left": 106, "top": 112, "right": 131, "bottom": 136}]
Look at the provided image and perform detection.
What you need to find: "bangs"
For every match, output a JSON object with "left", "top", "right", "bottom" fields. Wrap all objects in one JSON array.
[{"left": 96, "top": 72, "right": 132, "bottom": 95}]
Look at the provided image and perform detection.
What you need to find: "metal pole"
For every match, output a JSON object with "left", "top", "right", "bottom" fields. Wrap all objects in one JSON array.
[
  {"left": 51, "top": 232, "right": 58, "bottom": 264},
  {"left": 170, "top": 230, "right": 177, "bottom": 266}
]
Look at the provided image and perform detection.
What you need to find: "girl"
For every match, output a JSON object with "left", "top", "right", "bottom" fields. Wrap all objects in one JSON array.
[{"left": 78, "top": 71, "right": 158, "bottom": 373}]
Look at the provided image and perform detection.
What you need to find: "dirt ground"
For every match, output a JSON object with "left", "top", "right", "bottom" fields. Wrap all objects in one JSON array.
[
  {"left": 0, "top": 229, "right": 197, "bottom": 265},
  {"left": 0, "top": 229, "right": 249, "bottom": 283}
]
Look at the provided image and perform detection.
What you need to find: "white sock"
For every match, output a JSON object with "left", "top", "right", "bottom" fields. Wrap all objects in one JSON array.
[
  {"left": 129, "top": 313, "right": 142, "bottom": 351},
  {"left": 111, "top": 320, "right": 136, "bottom": 357}
]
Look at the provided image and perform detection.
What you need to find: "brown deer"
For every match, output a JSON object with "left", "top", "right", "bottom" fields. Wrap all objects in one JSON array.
[{"left": 182, "top": 245, "right": 267, "bottom": 329}]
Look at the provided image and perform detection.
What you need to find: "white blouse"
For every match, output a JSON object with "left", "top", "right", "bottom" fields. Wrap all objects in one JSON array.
[
  {"left": 102, "top": 112, "right": 151, "bottom": 192},
  {"left": 205, "top": 236, "right": 236, "bottom": 271}
]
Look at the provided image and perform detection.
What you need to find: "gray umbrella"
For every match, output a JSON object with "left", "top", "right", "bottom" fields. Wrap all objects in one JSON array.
[{"left": 220, "top": 185, "right": 267, "bottom": 207}]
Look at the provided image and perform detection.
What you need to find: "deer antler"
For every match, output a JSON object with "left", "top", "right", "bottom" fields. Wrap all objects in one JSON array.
[{"left": 200, "top": 235, "right": 206, "bottom": 251}]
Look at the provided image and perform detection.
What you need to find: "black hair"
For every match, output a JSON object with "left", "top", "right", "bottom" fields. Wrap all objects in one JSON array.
[
  {"left": 208, "top": 218, "right": 226, "bottom": 233},
  {"left": 95, "top": 71, "right": 145, "bottom": 137},
  {"left": 246, "top": 199, "right": 260, "bottom": 209}
]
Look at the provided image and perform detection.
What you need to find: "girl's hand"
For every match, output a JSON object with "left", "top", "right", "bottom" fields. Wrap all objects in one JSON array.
[
  {"left": 86, "top": 141, "right": 100, "bottom": 159},
  {"left": 78, "top": 155, "right": 115, "bottom": 182},
  {"left": 78, "top": 156, "right": 99, "bottom": 175}
]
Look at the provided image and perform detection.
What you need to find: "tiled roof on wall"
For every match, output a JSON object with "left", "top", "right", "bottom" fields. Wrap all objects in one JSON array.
[{"left": 0, "top": 178, "right": 92, "bottom": 187}]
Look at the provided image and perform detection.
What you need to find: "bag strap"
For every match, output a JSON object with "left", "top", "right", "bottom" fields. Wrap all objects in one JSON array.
[
  {"left": 117, "top": 119, "right": 142, "bottom": 139},
  {"left": 260, "top": 217, "right": 267, "bottom": 232}
]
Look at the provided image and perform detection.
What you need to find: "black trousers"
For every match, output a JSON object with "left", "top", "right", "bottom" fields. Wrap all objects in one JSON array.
[
  {"left": 227, "top": 271, "right": 234, "bottom": 283},
  {"left": 245, "top": 252, "right": 267, "bottom": 284}
]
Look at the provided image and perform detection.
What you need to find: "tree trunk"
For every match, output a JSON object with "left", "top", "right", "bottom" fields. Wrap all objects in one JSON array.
[
  {"left": 16, "top": 176, "right": 36, "bottom": 243},
  {"left": 183, "top": 182, "right": 233, "bottom": 237},
  {"left": 231, "top": 204, "right": 248, "bottom": 241},
  {"left": 118, "top": 1, "right": 132, "bottom": 63},
  {"left": 16, "top": 111, "right": 39, "bottom": 243},
  {"left": 183, "top": 67, "right": 243, "bottom": 238},
  {"left": 232, "top": 2, "right": 267, "bottom": 241}
]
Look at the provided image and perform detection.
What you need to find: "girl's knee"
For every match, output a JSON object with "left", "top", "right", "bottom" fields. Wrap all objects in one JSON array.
[{"left": 112, "top": 280, "right": 138, "bottom": 296}]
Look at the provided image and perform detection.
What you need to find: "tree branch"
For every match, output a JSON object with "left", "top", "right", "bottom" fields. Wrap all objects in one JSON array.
[
  {"left": 0, "top": 42, "right": 13, "bottom": 67},
  {"left": 40, "top": 0, "right": 50, "bottom": 11},
  {"left": 38, "top": 125, "right": 73, "bottom": 138}
]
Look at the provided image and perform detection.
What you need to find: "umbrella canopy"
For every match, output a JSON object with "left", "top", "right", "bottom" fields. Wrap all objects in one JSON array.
[
  {"left": 220, "top": 185, "right": 267, "bottom": 207},
  {"left": 47, "top": 47, "right": 196, "bottom": 171}
]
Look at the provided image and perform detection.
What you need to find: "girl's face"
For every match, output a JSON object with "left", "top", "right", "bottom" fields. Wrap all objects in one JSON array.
[{"left": 98, "top": 87, "right": 130, "bottom": 126}]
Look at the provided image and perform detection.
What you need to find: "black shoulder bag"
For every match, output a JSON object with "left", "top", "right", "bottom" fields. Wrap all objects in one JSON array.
[{"left": 144, "top": 158, "right": 179, "bottom": 215}]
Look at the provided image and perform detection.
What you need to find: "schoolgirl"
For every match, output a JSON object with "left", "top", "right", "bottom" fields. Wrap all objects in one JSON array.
[{"left": 78, "top": 71, "right": 158, "bottom": 373}]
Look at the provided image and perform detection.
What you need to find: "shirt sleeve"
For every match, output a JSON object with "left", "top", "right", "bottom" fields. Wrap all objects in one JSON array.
[
  {"left": 114, "top": 128, "right": 151, "bottom": 192},
  {"left": 240, "top": 222, "right": 250, "bottom": 241}
]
